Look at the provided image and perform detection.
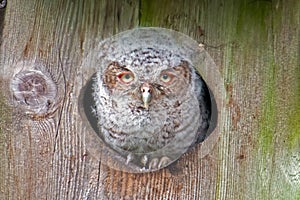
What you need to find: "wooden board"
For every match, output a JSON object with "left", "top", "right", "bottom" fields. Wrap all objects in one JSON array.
[{"left": 0, "top": 0, "right": 299, "bottom": 199}]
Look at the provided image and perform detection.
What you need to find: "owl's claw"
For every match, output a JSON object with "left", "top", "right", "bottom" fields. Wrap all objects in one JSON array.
[
  {"left": 126, "top": 153, "right": 134, "bottom": 164},
  {"left": 126, "top": 154, "right": 171, "bottom": 170},
  {"left": 149, "top": 158, "right": 159, "bottom": 169},
  {"left": 158, "top": 156, "right": 171, "bottom": 168},
  {"left": 141, "top": 155, "right": 148, "bottom": 167},
  {"left": 149, "top": 156, "right": 171, "bottom": 170}
]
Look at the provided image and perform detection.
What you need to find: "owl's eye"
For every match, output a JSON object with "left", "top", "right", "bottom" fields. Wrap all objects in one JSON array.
[
  {"left": 160, "top": 72, "right": 174, "bottom": 84},
  {"left": 117, "top": 71, "right": 134, "bottom": 84}
]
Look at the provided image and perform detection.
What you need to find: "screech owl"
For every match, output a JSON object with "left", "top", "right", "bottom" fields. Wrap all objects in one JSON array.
[
  {"left": 92, "top": 45, "right": 211, "bottom": 171},
  {"left": 80, "top": 28, "right": 214, "bottom": 172}
]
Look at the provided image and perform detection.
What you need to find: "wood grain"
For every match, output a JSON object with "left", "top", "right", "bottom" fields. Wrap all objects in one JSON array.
[{"left": 0, "top": 0, "right": 299, "bottom": 199}]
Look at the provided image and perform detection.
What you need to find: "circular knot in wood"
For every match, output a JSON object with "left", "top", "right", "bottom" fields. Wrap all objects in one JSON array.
[{"left": 10, "top": 70, "right": 57, "bottom": 115}]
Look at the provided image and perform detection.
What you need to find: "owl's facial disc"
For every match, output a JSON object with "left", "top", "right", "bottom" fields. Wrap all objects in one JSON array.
[{"left": 141, "top": 82, "right": 152, "bottom": 110}]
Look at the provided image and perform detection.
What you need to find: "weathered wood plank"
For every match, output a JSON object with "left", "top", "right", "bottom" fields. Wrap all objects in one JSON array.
[{"left": 0, "top": 0, "right": 299, "bottom": 199}]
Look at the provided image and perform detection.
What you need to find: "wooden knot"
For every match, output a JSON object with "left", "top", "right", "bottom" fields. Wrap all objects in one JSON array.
[{"left": 10, "top": 69, "right": 58, "bottom": 119}]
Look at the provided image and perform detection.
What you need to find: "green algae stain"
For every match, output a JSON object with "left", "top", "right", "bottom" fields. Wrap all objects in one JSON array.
[
  {"left": 233, "top": 0, "right": 276, "bottom": 155},
  {"left": 235, "top": 1, "right": 272, "bottom": 48},
  {"left": 139, "top": 0, "right": 193, "bottom": 29},
  {"left": 254, "top": 59, "right": 277, "bottom": 199},
  {"left": 139, "top": 0, "right": 172, "bottom": 27},
  {"left": 139, "top": 0, "right": 155, "bottom": 26},
  {"left": 286, "top": 69, "right": 300, "bottom": 149},
  {"left": 258, "top": 60, "right": 277, "bottom": 156}
]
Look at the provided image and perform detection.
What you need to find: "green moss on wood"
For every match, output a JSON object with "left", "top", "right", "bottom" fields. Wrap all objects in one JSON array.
[
  {"left": 286, "top": 74, "right": 300, "bottom": 149},
  {"left": 236, "top": 1, "right": 272, "bottom": 48},
  {"left": 139, "top": 0, "right": 155, "bottom": 26},
  {"left": 258, "top": 58, "right": 277, "bottom": 155}
]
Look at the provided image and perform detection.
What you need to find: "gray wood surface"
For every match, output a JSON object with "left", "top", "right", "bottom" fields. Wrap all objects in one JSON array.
[{"left": 0, "top": 0, "right": 299, "bottom": 199}]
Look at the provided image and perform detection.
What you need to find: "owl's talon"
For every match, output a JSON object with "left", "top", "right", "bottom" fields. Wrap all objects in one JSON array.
[
  {"left": 149, "top": 157, "right": 171, "bottom": 169},
  {"left": 158, "top": 156, "right": 171, "bottom": 168},
  {"left": 149, "top": 158, "right": 159, "bottom": 169},
  {"left": 141, "top": 155, "right": 148, "bottom": 166},
  {"left": 126, "top": 153, "right": 134, "bottom": 164}
]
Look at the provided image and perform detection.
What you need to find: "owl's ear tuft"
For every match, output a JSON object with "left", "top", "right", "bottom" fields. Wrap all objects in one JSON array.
[{"left": 173, "top": 60, "right": 191, "bottom": 83}]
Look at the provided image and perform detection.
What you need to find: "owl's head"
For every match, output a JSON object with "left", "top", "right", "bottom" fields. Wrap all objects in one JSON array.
[{"left": 101, "top": 48, "right": 194, "bottom": 110}]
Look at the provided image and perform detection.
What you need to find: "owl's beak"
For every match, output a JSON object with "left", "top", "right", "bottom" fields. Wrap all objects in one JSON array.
[{"left": 141, "top": 83, "right": 152, "bottom": 110}]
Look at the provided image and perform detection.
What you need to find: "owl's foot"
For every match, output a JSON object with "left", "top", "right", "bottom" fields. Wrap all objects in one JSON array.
[
  {"left": 149, "top": 156, "right": 171, "bottom": 170},
  {"left": 126, "top": 154, "right": 171, "bottom": 170}
]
